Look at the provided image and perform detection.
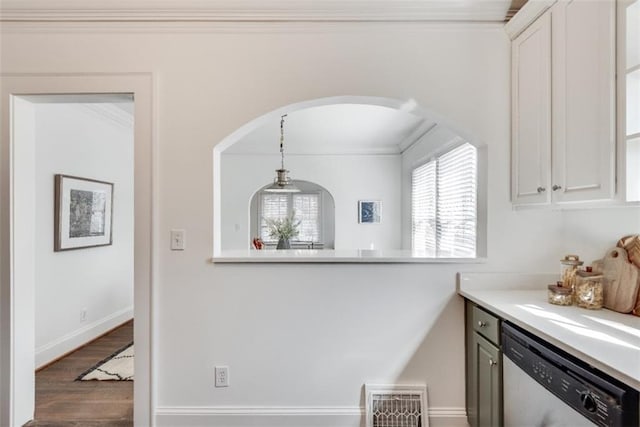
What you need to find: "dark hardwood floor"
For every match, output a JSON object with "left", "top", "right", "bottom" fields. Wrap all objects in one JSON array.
[{"left": 24, "top": 320, "right": 134, "bottom": 427}]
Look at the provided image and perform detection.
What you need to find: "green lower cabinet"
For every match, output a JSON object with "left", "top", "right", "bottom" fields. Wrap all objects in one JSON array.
[
  {"left": 465, "top": 300, "right": 503, "bottom": 427},
  {"left": 465, "top": 301, "right": 478, "bottom": 427},
  {"left": 474, "top": 333, "right": 502, "bottom": 427}
]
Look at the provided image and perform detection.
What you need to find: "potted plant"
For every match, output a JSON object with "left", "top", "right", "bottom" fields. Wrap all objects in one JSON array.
[{"left": 264, "top": 212, "right": 301, "bottom": 249}]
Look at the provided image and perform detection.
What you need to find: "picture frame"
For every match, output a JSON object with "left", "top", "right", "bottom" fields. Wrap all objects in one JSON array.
[
  {"left": 54, "top": 174, "right": 114, "bottom": 251},
  {"left": 358, "top": 200, "right": 381, "bottom": 224}
]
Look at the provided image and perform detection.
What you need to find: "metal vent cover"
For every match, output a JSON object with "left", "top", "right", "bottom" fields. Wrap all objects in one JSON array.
[{"left": 365, "top": 384, "right": 429, "bottom": 427}]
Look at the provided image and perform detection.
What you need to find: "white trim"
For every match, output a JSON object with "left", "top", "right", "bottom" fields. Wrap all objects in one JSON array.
[
  {"left": 0, "top": 0, "right": 513, "bottom": 23},
  {"left": 155, "top": 406, "right": 467, "bottom": 427},
  {"left": 0, "top": 72, "right": 155, "bottom": 427},
  {"left": 504, "top": 0, "right": 556, "bottom": 40},
  {"left": 398, "top": 121, "right": 438, "bottom": 153},
  {"left": 0, "top": 21, "right": 506, "bottom": 35},
  {"left": 429, "top": 407, "right": 468, "bottom": 418},
  {"left": 35, "top": 307, "right": 133, "bottom": 369},
  {"left": 79, "top": 104, "right": 134, "bottom": 130}
]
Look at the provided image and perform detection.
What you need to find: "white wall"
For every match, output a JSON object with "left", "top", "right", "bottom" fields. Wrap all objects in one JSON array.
[
  {"left": 222, "top": 153, "right": 402, "bottom": 250},
  {"left": 33, "top": 103, "right": 134, "bottom": 367},
  {"left": 2, "top": 18, "right": 638, "bottom": 427},
  {"left": 561, "top": 208, "right": 640, "bottom": 263}
]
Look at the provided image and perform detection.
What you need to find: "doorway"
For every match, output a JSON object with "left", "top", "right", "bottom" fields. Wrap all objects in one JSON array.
[
  {"left": 0, "top": 74, "right": 154, "bottom": 427},
  {"left": 18, "top": 94, "right": 134, "bottom": 424}
]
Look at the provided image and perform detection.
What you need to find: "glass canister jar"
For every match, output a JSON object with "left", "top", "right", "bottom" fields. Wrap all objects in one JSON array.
[
  {"left": 548, "top": 283, "right": 573, "bottom": 306},
  {"left": 560, "top": 255, "right": 583, "bottom": 291},
  {"left": 575, "top": 271, "right": 604, "bottom": 310}
]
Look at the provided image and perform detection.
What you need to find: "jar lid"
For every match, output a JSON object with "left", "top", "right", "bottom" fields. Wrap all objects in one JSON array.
[
  {"left": 561, "top": 254, "right": 584, "bottom": 266},
  {"left": 576, "top": 270, "right": 601, "bottom": 278},
  {"left": 548, "top": 284, "right": 572, "bottom": 294}
]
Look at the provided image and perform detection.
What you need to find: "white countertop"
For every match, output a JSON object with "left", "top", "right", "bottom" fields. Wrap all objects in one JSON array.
[
  {"left": 458, "top": 273, "right": 640, "bottom": 390},
  {"left": 212, "top": 249, "right": 485, "bottom": 263}
]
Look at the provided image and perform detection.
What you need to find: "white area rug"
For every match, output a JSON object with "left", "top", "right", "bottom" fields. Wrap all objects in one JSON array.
[{"left": 77, "top": 342, "right": 134, "bottom": 381}]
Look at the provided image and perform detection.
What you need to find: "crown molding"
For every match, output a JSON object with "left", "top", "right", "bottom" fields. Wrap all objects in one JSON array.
[
  {"left": 398, "top": 121, "right": 438, "bottom": 153},
  {"left": 78, "top": 104, "right": 134, "bottom": 130},
  {"left": 504, "top": 0, "right": 556, "bottom": 40},
  {"left": 0, "top": 0, "right": 513, "bottom": 23},
  {"left": 0, "top": 20, "right": 506, "bottom": 35}
]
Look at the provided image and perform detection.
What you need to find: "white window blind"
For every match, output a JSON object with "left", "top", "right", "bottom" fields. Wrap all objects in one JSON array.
[
  {"left": 259, "top": 192, "right": 322, "bottom": 243},
  {"left": 293, "top": 193, "right": 321, "bottom": 242},
  {"left": 260, "top": 193, "right": 289, "bottom": 242},
  {"left": 412, "top": 161, "right": 437, "bottom": 256},
  {"left": 411, "top": 142, "right": 477, "bottom": 258}
]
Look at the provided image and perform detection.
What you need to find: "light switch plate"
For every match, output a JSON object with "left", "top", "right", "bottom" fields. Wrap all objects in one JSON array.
[{"left": 170, "top": 229, "right": 185, "bottom": 250}]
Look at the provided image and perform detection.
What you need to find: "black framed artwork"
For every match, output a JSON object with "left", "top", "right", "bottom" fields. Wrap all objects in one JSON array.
[{"left": 54, "top": 174, "right": 114, "bottom": 251}]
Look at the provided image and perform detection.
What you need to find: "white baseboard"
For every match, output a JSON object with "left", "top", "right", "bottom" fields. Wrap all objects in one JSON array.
[
  {"left": 155, "top": 406, "right": 467, "bottom": 427},
  {"left": 429, "top": 407, "right": 469, "bottom": 427},
  {"left": 35, "top": 306, "right": 133, "bottom": 369}
]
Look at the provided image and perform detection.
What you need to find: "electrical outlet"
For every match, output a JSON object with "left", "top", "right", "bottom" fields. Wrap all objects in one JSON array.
[
  {"left": 80, "top": 308, "right": 87, "bottom": 322},
  {"left": 215, "top": 366, "right": 229, "bottom": 387}
]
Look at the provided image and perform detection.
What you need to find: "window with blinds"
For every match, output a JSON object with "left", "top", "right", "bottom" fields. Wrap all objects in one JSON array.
[
  {"left": 293, "top": 194, "right": 321, "bottom": 242},
  {"left": 259, "top": 192, "right": 321, "bottom": 243},
  {"left": 411, "top": 142, "right": 477, "bottom": 257}
]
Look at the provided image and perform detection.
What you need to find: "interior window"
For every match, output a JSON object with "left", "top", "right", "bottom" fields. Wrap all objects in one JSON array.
[
  {"left": 625, "top": 0, "right": 640, "bottom": 201},
  {"left": 259, "top": 192, "right": 322, "bottom": 244},
  {"left": 411, "top": 142, "right": 477, "bottom": 257},
  {"left": 293, "top": 193, "right": 321, "bottom": 242}
]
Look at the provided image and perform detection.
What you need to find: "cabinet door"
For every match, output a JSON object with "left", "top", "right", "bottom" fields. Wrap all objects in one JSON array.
[
  {"left": 511, "top": 12, "right": 552, "bottom": 205},
  {"left": 465, "top": 302, "right": 477, "bottom": 427},
  {"left": 551, "top": 0, "right": 616, "bottom": 202},
  {"left": 473, "top": 333, "right": 502, "bottom": 427}
]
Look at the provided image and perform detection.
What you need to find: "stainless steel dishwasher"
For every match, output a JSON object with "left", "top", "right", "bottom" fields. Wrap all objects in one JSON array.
[{"left": 502, "top": 322, "right": 639, "bottom": 427}]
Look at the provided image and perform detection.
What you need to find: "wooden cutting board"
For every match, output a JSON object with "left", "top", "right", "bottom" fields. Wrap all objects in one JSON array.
[
  {"left": 602, "top": 247, "right": 640, "bottom": 313},
  {"left": 617, "top": 234, "right": 640, "bottom": 269}
]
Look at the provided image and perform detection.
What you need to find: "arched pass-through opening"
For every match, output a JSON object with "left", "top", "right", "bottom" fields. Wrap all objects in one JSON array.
[{"left": 213, "top": 95, "right": 487, "bottom": 262}]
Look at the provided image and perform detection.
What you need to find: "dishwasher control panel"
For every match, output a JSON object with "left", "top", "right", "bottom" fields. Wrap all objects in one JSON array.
[{"left": 503, "top": 322, "right": 638, "bottom": 427}]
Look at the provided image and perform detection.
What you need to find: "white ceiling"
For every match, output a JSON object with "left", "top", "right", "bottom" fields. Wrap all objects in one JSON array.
[{"left": 224, "top": 104, "right": 433, "bottom": 156}]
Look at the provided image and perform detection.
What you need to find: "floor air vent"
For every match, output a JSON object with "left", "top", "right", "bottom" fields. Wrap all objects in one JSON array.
[{"left": 365, "top": 384, "right": 429, "bottom": 427}]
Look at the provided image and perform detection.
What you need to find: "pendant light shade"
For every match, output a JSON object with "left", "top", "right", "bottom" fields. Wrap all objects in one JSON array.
[{"left": 264, "top": 114, "right": 300, "bottom": 193}]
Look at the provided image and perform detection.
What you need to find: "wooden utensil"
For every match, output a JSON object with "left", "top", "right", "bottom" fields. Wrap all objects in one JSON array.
[{"left": 602, "top": 247, "right": 640, "bottom": 313}]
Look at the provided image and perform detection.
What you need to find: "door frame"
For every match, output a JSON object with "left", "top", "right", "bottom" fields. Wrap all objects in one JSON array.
[{"left": 0, "top": 73, "right": 156, "bottom": 426}]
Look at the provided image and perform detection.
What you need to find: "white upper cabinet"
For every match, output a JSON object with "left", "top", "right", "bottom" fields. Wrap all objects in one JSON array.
[
  {"left": 511, "top": 0, "right": 616, "bottom": 206},
  {"left": 511, "top": 12, "right": 552, "bottom": 205},
  {"left": 551, "top": 0, "right": 616, "bottom": 203}
]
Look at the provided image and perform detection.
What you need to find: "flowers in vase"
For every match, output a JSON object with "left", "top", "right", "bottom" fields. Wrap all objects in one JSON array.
[{"left": 264, "top": 211, "right": 301, "bottom": 242}]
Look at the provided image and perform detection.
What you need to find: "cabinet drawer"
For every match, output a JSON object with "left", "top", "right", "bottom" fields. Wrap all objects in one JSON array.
[{"left": 472, "top": 305, "right": 501, "bottom": 345}]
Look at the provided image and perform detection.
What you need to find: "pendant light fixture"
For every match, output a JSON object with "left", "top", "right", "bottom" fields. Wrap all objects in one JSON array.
[{"left": 264, "top": 114, "right": 300, "bottom": 193}]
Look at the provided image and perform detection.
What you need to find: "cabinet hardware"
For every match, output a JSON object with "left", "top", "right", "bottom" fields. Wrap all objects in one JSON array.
[
  {"left": 489, "top": 359, "right": 497, "bottom": 367},
  {"left": 478, "top": 321, "right": 487, "bottom": 327},
  {"left": 537, "top": 187, "right": 546, "bottom": 193},
  {"left": 552, "top": 184, "right": 562, "bottom": 191}
]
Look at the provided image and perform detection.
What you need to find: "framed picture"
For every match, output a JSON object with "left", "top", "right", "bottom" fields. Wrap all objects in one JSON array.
[
  {"left": 54, "top": 174, "right": 114, "bottom": 251},
  {"left": 358, "top": 200, "right": 381, "bottom": 224}
]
